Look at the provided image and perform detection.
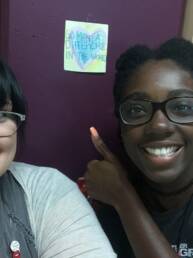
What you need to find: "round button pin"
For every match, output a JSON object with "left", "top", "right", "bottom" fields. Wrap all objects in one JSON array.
[{"left": 10, "top": 241, "right": 20, "bottom": 252}]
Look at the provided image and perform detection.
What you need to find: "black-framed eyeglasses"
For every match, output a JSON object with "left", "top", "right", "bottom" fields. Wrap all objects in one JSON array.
[
  {"left": 0, "top": 111, "right": 26, "bottom": 137},
  {"left": 119, "top": 96, "right": 193, "bottom": 126}
]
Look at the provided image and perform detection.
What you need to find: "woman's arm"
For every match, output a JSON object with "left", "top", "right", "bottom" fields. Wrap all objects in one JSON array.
[
  {"left": 15, "top": 163, "right": 117, "bottom": 258},
  {"left": 85, "top": 127, "right": 179, "bottom": 258},
  {"left": 114, "top": 181, "right": 179, "bottom": 258}
]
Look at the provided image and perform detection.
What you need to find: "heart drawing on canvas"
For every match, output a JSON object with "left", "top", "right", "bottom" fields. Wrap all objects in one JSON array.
[{"left": 68, "top": 28, "right": 106, "bottom": 69}]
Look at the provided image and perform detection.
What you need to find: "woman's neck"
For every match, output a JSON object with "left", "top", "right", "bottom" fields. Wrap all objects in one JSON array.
[{"left": 138, "top": 180, "right": 193, "bottom": 212}]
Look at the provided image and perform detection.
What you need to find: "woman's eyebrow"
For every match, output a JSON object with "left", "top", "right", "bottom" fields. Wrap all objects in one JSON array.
[
  {"left": 168, "top": 89, "right": 193, "bottom": 98},
  {"left": 125, "top": 92, "right": 149, "bottom": 99}
]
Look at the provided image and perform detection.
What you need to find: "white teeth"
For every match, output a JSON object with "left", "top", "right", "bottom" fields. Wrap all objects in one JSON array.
[{"left": 145, "top": 146, "right": 179, "bottom": 157}]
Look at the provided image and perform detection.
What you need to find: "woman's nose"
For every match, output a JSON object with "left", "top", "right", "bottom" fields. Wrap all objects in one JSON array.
[{"left": 144, "top": 110, "right": 174, "bottom": 136}]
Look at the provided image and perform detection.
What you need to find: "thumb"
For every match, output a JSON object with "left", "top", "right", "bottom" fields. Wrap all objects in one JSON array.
[{"left": 90, "top": 127, "right": 119, "bottom": 165}]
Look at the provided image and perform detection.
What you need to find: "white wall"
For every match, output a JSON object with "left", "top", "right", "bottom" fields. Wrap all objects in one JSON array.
[{"left": 182, "top": 0, "right": 193, "bottom": 41}]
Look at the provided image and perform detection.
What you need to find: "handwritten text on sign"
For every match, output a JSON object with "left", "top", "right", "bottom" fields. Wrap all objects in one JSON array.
[{"left": 64, "top": 20, "right": 109, "bottom": 73}]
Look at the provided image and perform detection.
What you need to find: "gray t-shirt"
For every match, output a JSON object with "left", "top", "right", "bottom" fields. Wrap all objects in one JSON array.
[{"left": 9, "top": 162, "right": 117, "bottom": 258}]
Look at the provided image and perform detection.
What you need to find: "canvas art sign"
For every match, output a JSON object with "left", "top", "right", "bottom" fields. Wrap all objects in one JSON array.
[{"left": 64, "top": 20, "right": 109, "bottom": 73}]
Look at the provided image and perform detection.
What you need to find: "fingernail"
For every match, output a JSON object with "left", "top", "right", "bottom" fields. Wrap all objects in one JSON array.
[{"left": 90, "top": 127, "right": 98, "bottom": 138}]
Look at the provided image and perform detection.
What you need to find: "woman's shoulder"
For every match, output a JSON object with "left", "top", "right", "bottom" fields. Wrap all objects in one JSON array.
[
  {"left": 8, "top": 161, "right": 77, "bottom": 198},
  {"left": 9, "top": 161, "right": 68, "bottom": 176},
  {"left": 8, "top": 163, "right": 117, "bottom": 258}
]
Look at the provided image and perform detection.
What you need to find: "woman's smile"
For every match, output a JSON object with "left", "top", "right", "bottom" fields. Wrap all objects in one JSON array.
[{"left": 139, "top": 142, "right": 184, "bottom": 168}]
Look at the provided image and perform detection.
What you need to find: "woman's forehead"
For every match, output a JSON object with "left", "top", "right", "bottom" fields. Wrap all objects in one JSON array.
[{"left": 123, "top": 60, "right": 193, "bottom": 100}]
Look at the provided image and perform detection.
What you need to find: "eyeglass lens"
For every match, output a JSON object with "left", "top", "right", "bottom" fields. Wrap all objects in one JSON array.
[{"left": 0, "top": 113, "right": 21, "bottom": 137}]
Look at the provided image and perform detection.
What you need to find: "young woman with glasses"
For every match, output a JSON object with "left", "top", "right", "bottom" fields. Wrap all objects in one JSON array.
[
  {"left": 85, "top": 38, "right": 193, "bottom": 258},
  {"left": 0, "top": 59, "right": 116, "bottom": 258}
]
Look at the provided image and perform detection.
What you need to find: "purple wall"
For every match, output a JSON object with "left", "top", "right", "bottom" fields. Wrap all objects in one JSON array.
[
  {"left": 1, "top": 0, "right": 185, "bottom": 179},
  {"left": 0, "top": 0, "right": 9, "bottom": 60}
]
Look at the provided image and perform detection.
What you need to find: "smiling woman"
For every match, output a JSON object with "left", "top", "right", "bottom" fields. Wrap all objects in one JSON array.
[
  {"left": 120, "top": 58, "right": 193, "bottom": 186},
  {"left": 85, "top": 38, "right": 193, "bottom": 258},
  {"left": 0, "top": 59, "right": 116, "bottom": 258}
]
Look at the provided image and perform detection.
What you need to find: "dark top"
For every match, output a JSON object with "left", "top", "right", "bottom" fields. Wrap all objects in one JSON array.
[
  {"left": 96, "top": 197, "right": 193, "bottom": 258},
  {"left": 0, "top": 171, "right": 38, "bottom": 258}
]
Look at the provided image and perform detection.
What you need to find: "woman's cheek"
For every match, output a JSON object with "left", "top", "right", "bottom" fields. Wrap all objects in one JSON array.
[
  {"left": 121, "top": 125, "right": 137, "bottom": 146},
  {"left": 0, "top": 135, "right": 17, "bottom": 176},
  {"left": 121, "top": 125, "right": 144, "bottom": 163}
]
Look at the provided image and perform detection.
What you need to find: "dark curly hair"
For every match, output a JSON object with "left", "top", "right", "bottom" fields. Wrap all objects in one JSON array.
[{"left": 113, "top": 38, "right": 193, "bottom": 117}]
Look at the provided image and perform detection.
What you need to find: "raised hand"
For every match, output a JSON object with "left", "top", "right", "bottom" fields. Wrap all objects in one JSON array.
[{"left": 84, "top": 127, "right": 130, "bottom": 207}]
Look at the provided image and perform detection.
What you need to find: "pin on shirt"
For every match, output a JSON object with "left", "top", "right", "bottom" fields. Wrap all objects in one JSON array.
[
  {"left": 77, "top": 177, "right": 94, "bottom": 206},
  {"left": 10, "top": 241, "right": 21, "bottom": 258},
  {"left": 77, "top": 177, "right": 88, "bottom": 197}
]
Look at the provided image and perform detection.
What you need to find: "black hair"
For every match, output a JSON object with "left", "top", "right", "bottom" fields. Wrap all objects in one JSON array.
[
  {"left": 113, "top": 38, "right": 193, "bottom": 117},
  {"left": 0, "top": 58, "right": 27, "bottom": 135}
]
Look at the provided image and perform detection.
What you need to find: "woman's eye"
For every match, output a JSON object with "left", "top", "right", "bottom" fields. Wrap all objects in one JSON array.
[
  {"left": 0, "top": 114, "right": 7, "bottom": 122},
  {"left": 132, "top": 105, "right": 145, "bottom": 112},
  {"left": 128, "top": 105, "right": 146, "bottom": 115},
  {"left": 175, "top": 104, "right": 193, "bottom": 111}
]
